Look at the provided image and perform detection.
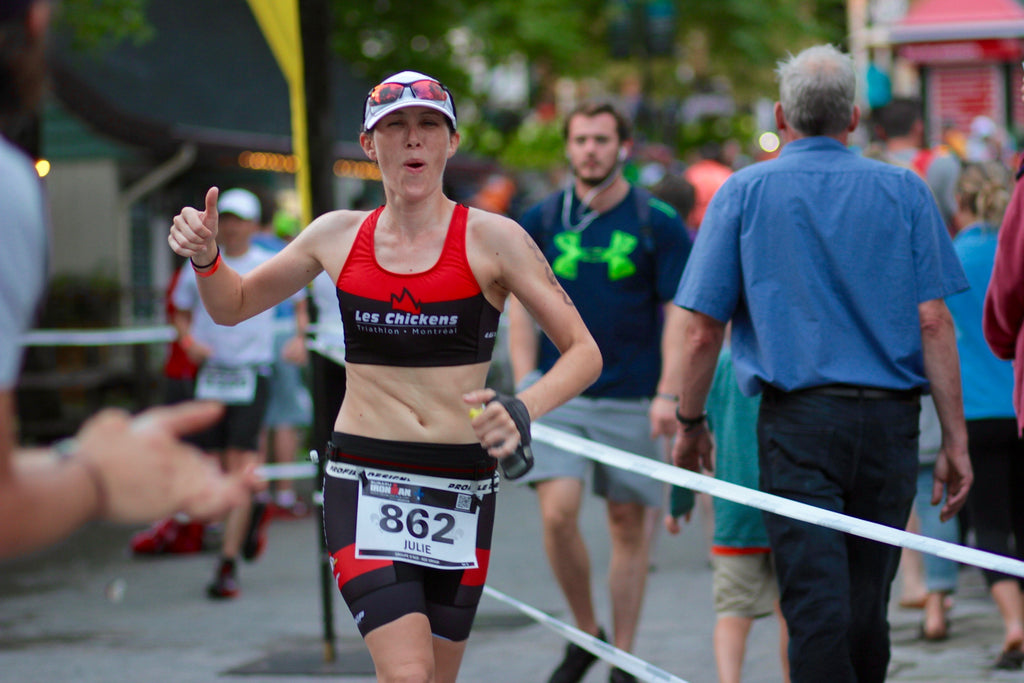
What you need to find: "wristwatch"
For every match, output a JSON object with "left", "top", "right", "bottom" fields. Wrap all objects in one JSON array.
[{"left": 675, "top": 409, "right": 707, "bottom": 432}]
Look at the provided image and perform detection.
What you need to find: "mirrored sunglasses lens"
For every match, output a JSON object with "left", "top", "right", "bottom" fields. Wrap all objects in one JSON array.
[
  {"left": 369, "top": 82, "right": 405, "bottom": 106},
  {"left": 409, "top": 80, "right": 447, "bottom": 102}
]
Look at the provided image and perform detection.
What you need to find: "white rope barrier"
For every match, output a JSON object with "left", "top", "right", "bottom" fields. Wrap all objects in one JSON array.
[
  {"left": 21, "top": 325, "right": 175, "bottom": 347},
  {"left": 256, "top": 462, "right": 318, "bottom": 482},
  {"left": 532, "top": 423, "right": 1024, "bottom": 579},
  {"left": 306, "top": 336, "right": 346, "bottom": 366},
  {"left": 288, "top": 427, "right": 1023, "bottom": 683},
  {"left": 20, "top": 322, "right": 338, "bottom": 348},
  {"left": 482, "top": 585, "right": 689, "bottom": 683},
  {"left": 23, "top": 325, "right": 1023, "bottom": 674},
  {"left": 245, "top": 425, "right": 1024, "bottom": 580}
]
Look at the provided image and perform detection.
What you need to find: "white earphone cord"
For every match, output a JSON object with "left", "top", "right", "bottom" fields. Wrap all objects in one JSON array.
[{"left": 561, "top": 153, "right": 623, "bottom": 232}]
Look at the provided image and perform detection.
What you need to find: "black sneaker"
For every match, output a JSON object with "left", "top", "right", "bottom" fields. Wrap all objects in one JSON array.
[
  {"left": 609, "top": 667, "right": 638, "bottom": 683},
  {"left": 206, "top": 559, "right": 239, "bottom": 599},
  {"left": 241, "top": 501, "right": 269, "bottom": 562},
  {"left": 547, "top": 628, "right": 606, "bottom": 683}
]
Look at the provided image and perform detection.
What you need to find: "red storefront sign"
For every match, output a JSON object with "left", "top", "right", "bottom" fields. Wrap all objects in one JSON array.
[
  {"left": 925, "top": 65, "right": 1004, "bottom": 145},
  {"left": 897, "top": 38, "right": 1024, "bottom": 64}
]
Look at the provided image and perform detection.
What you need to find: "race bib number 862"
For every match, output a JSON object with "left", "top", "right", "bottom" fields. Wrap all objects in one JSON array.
[{"left": 354, "top": 472, "right": 480, "bottom": 569}]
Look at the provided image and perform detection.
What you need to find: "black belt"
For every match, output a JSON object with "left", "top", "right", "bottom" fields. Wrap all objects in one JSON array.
[{"left": 794, "top": 384, "right": 921, "bottom": 402}]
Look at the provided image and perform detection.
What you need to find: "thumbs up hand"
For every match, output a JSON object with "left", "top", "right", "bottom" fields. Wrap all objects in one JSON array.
[{"left": 168, "top": 186, "right": 220, "bottom": 264}]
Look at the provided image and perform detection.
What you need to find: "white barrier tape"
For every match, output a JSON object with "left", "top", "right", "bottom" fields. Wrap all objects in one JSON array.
[
  {"left": 21, "top": 322, "right": 339, "bottom": 348},
  {"left": 532, "top": 423, "right": 1024, "bottom": 580},
  {"left": 22, "top": 325, "right": 176, "bottom": 347},
  {"left": 256, "top": 462, "right": 318, "bottom": 482},
  {"left": 482, "top": 585, "right": 688, "bottom": 683},
  {"left": 306, "top": 337, "right": 346, "bottom": 367}
]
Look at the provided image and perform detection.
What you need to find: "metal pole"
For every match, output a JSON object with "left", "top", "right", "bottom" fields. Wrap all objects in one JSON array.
[
  {"left": 299, "top": 0, "right": 337, "bottom": 662},
  {"left": 309, "top": 356, "right": 345, "bottom": 662}
]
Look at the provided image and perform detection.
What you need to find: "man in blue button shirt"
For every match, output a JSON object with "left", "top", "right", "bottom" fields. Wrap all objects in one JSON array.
[{"left": 665, "top": 44, "right": 972, "bottom": 683}]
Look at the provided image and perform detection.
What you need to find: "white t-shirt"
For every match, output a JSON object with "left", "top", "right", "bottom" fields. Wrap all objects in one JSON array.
[
  {"left": 171, "top": 246, "right": 302, "bottom": 367},
  {"left": 0, "top": 137, "right": 48, "bottom": 389},
  {"left": 310, "top": 270, "right": 345, "bottom": 355}
]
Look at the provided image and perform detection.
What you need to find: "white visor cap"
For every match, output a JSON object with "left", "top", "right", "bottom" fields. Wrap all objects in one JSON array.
[{"left": 363, "top": 71, "right": 457, "bottom": 132}]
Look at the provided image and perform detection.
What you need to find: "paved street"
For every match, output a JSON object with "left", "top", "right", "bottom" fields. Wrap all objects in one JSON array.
[{"left": 0, "top": 478, "right": 1014, "bottom": 682}]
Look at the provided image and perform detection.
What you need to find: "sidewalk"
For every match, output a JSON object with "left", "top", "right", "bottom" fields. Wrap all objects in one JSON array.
[
  {"left": 0, "top": 481, "right": 1013, "bottom": 682},
  {"left": 887, "top": 566, "right": 1020, "bottom": 682}
]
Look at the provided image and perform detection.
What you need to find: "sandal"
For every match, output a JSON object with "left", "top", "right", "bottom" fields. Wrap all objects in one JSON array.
[
  {"left": 899, "top": 596, "right": 927, "bottom": 610},
  {"left": 918, "top": 620, "right": 949, "bottom": 642},
  {"left": 994, "top": 649, "right": 1024, "bottom": 670}
]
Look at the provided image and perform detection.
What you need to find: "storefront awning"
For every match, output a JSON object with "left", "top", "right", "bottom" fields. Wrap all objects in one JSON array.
[{"left": 889, "top": 0, "right": 1024, "bottom": 43}]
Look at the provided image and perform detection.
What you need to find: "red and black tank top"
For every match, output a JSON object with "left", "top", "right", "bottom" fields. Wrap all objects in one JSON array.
[{"left": 335, "top": 204, "right": 502, "bottom": 367}]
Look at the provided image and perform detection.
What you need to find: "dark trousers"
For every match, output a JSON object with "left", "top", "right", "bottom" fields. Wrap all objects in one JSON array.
[
  {"left": 965, "top": 417, "right": 1024, "bottom": 587},
  {"left": 758, "top": 387, "right": 919, "bottom": 683}
]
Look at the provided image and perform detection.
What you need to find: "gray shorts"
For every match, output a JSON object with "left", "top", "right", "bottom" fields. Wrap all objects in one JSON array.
[
  {"left": 263, "top": 333, "right": 313, "bottom": 428},
  {"left": 710, "top": 552, "right": 778, "bottom": 619},
  {"left": 518, "top": 390, "right": 666, "bottom": 508}
]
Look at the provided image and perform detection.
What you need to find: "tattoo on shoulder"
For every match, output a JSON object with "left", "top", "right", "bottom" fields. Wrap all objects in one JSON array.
[
  {"left": 556, "top": 283, "right": 574, "bottom": 307},
  {"left": 523, "top": 232, "right": 547, "bottom": 263},
  {"left": 523, "top": 231, "right": 574, "bottom": 307}
]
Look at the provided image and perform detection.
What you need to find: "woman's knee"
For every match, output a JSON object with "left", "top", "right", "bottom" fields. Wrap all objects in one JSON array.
[
  {"left": 377, "top": 662, "right": 434, "bottom": 683},
  {"left": 365, "top": 614, "right": 436, "bottom": 682}
]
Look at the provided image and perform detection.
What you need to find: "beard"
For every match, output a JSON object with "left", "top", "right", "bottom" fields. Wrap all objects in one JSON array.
[{"left": 576, "top": 163, "right": 616, "bottom": 189}]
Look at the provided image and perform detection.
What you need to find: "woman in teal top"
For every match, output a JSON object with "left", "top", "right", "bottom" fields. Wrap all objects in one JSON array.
[{"left": 946, "top": 161, "right": 1024, "bottom": 669}]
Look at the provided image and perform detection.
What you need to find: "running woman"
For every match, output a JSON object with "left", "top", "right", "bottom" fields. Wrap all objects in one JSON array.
[{"left": 167, "top": 70, "right": 601, "bottom": 682}]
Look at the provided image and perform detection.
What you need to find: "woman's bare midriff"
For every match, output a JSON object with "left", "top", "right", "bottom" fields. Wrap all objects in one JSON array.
[{"left": 335, "top": 361, "right": 492, "bottom": 444}]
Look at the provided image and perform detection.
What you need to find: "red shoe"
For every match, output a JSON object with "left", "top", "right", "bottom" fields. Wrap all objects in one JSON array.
[
  {"left": 130, "top": 518, "right": 180, "bottom": 555},
  {"left": 242, "top": 502, "right": 270, "bottom": 562},
  {"left": 165, "top": 522, "right": 205, "bottom": 554}
]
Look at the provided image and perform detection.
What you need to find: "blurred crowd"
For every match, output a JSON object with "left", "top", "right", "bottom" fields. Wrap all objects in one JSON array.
[
  {"left": 132, "top": 90, "right": 1024, "bottom": 679},
  {"left": 453, "top": 91, "right": 1024, "bottom": 679}
]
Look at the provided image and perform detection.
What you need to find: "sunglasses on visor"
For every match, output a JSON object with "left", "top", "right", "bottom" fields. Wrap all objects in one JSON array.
[{"left": 367, "top": 79, "right": 449, "bottom": 107}]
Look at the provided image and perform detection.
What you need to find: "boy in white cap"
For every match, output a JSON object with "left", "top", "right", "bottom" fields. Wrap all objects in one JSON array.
[{"left": 171, "top": 187, "right": 305, "bottom": 598}]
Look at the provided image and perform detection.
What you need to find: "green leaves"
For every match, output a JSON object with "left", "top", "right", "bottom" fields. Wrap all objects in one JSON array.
[
  {"left": 53, "top": 0, "right": 847, "bottom": 167},
  {"left": 56, "top": 0, "right": 153, "bottom": 52}
]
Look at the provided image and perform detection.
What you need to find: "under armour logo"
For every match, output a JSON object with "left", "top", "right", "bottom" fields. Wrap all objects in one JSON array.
[{"left": 551, "top": 230, "right": 639, "bottom": 280}]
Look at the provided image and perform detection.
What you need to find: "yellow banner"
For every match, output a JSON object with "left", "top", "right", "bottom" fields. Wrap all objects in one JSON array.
[{"left": 245, "top": 0, "right": 311, "bottom": 226}]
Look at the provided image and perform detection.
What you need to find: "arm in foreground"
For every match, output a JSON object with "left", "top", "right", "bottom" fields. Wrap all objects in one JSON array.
[{"left": 0, "top": 393, "right": 258, "bottom": 560}]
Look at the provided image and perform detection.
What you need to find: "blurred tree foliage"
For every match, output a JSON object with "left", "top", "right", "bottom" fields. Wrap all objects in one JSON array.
[
  {"left": 55, "top": 0, "right": 152, "bottom": 52},
  {"left": 330, "top": 0, "right": 847, "bottom": 167},
  {"left": 334, "top": 0, "right": 611, "bottom": 94},
  {"left": 681, "top": 0, "right": 847, "bottom": 102},
  {"left": 332, "top": 0, "right": 845, "bottom": 96},
  {"left": 56, "top": 0, "right": 847, "bottom": 167}
]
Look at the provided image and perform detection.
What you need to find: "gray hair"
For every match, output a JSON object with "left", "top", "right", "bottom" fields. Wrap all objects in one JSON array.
[{"left": 776, "top": 44, "right": 856, "bottom": 137}]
